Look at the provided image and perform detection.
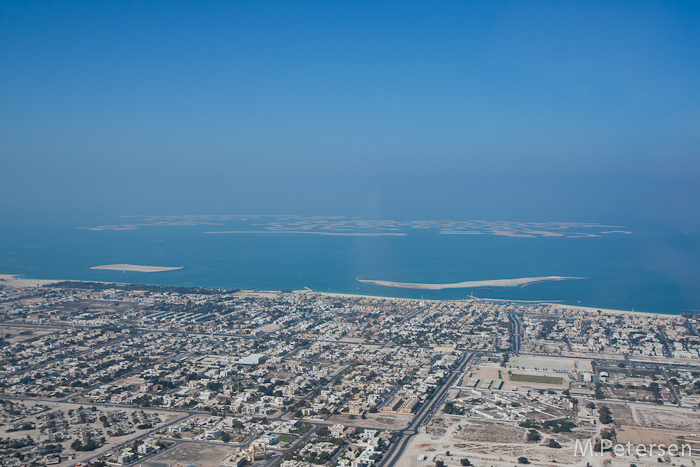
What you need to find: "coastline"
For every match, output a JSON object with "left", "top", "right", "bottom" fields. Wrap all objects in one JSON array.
[
  {"left": 318, "top": 290, "right": 673, "bottom": 319},
  {"left": 0, "top": 273, "right": 677, "bottom": 319},
  {"left": 0, "top": 274, "right": 61, "bottom": 287},
  {"left": 549, "top": 303, "right": 669, "bottom": 319}
]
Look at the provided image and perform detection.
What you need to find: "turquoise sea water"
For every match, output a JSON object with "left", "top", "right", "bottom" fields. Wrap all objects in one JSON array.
[{"left": 1, "top": 215, "right": 698, "bottom": 315}]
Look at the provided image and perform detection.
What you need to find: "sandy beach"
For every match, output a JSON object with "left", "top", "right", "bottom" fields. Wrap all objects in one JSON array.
[
  {"left": 0, "top": 274, "right": 61, "bottom": 287},
  {"left": 550, "top": 303, "right": 672, "bottom": 319},
  {"left": 0, "top": 273, "right": 671, "bottom": 318},
  {"left": 89, "top": 264, "right": 183, "bottom": 273},
  {"left": 356, "top": 275, "right": 583, "bottom": 290}
]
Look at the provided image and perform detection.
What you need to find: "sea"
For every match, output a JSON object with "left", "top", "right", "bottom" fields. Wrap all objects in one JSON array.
[{"left": 1, "top": 214, "right": 699, "bottom": 315}]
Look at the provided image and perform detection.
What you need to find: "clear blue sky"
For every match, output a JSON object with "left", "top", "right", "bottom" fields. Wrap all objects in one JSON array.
[{"left": 1, "top": 1, "right": 698, "bottom": 225}]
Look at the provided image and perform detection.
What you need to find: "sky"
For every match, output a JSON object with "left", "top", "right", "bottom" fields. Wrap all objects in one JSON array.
[{"left": 1, "top": 1, "right": 699, "bottom": 225}]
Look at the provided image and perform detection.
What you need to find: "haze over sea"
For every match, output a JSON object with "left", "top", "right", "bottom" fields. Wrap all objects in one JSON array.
[
  {"left": 1, "top": 215, "right": 698, "bottom": 315},
  {"left": 1, "top": 3, "right": 698, "bottom": 318}
]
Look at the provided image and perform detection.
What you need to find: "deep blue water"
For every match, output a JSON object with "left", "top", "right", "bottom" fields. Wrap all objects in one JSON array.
[{"left": 1, "top": 215, "right": 699, "bottom": 315}]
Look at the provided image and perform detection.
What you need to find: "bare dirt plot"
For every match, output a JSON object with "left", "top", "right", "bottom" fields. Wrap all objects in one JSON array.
[
  {"left": 605, "top": 403, "right": 700, "bottom": 432},
  {"left": 266, "top": 371, "right": 296, "bottom": 381},
  {"left": 117, "top": 375, "right": 148, "bottom": 386},
  {"left": 616, "top": 425, "right": 681, "bottom": 446},
  {"left": 143, "top": 442, "right": 237, "bottom": 467},
  {"left": 602, "top": 385, "right": 664, "bottom": 403},
  {"left": 399, "top": 418, "right": 592, "bottom": 467},
  {"left": 632, "top": 406, "right": 700, "bottom": 431},
  {"left": 513, "top": 356, "right": 593, "bottom": 373},
  {"left": 603, "top": 403, "right": 635, "bottom": 426},
  {"left": 452, "top": 420, "right": 526, "bottom": 443},
  {"left": 326, "top": 412, "right": 412, "bottom": 430},
  {"left": 254, "top": 323, "right": 281, "bottom": 333},
  {"left": 463, "top": 366, "right": 503, "bottom": 386},
  {"left": 0, "top": 326, "right": 57, "bottom": 344},
  {"left": 553, "top": 428, "right": 597, "bottom": 442},
  {"left": 339, "top": 336, "right": 367, "bottom": 343},
  {"left": 425, "top": 417, "right": 450, "bottom": 438}
]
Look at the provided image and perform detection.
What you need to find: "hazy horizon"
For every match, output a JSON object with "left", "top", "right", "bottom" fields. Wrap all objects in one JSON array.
[{"left": 1, "top": 1, "right": 699, "bottom": 227}]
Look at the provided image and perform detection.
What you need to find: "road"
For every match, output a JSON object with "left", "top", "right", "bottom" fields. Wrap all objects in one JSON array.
[
  {"left": 509, "top": 313, "right": 522, "bottom": 354},
  {"left": 76, "top": 411, "right": 192, "bottom": 466},
  {"left": 660, "top": 367, "right": 682, "bottom": 407},
  {"left": 657, "top": 326, "right": 673, "bottom": 358},
  {"left": 379, "top": 351, "right": 474, "bottom": 467},
  {"left": 565, "top": 336, "right": 573, "bottom": 352}
]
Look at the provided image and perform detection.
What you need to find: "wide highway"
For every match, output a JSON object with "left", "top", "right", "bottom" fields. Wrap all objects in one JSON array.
[{"left": 379, "top": 350, "right": 475, "bottom": 467}]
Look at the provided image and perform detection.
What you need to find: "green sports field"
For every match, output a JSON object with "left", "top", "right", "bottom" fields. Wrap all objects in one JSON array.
[{"left": 509, "top": 374, "right": 563, "bottom": 385}]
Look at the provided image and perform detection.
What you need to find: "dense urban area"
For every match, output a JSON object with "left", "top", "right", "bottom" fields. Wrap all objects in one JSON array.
[{"left": 1, "top": 279, "right": 700, "bottom": 467}]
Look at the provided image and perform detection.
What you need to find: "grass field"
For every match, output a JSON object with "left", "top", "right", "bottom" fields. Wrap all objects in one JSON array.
[
  {"left": 276, "top": 434, "right": 297, "bottom": 443},
  {"left": 509, "top": 374, "right": 563, "bottom": 385}
]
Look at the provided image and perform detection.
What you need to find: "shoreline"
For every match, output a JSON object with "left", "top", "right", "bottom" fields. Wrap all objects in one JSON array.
[
  {"left": 549, "top": 303, "right": 666, "bottom": 319},
  {"left": 0, "top": 274, "right": 62, "bottom": 287},
  {"left": 0, "top": 273, "right": 679, "bottom": 319}
]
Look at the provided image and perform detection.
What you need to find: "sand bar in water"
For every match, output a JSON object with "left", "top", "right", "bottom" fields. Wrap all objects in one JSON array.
[
  {"left": 90, "top": 264, "right": 183, "bottom": 273},
  {"left": 356, "top": 275, "right": 582, "bottom": 290}
]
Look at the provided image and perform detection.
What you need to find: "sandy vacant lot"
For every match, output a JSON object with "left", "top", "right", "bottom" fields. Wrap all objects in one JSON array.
[
  {"left": 513, "top": 356, "right": 593, "bottom": 373},
  {"left": 398, "top": 415, "right": 598, "bottom": 467},
  {"left": 616, "top": 425, "right": 681, "bottom": 446},
  {"left": 458, "top": 366, "right": 503, "bottom": 387},
  {"left": 326, "top": 412, "right": 412, "bottom": 430},
  {"left": 604, "top": 402, "right": 700, "bottom": 432},
  {"left": 143, "top": 442, "right": 238, "bottom": 467},
  {"left": 0, "top": 325, "right": 58, "bottom": 344},
  {"left": 396, "top": 412, "right": 700, "bottom": 467}
]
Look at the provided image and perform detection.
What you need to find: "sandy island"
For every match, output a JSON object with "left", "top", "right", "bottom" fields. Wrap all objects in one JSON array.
[
  {"left": 204, "top": 230, "right": 406, "bottom": 237},
  {"left": 90, "top": 264, "right": 183, "bottom": 273},
  {"left": 356, "top": 275, "right": 583, "bottom": 290}
]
